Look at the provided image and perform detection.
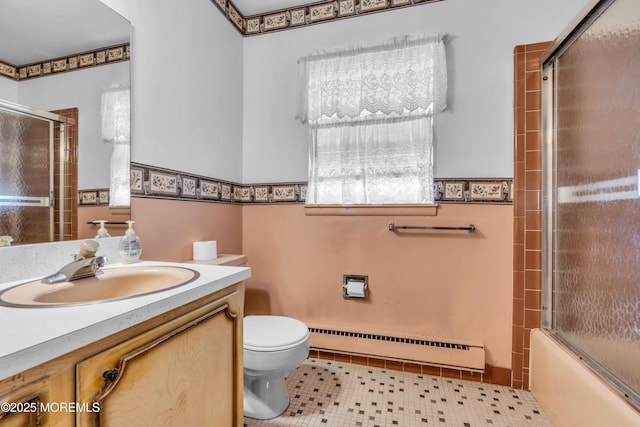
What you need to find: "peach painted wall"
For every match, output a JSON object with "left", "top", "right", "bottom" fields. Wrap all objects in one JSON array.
[
  {"left": 130, "top": 198, "right": 243, "bottom": 262},
  {"left": 77, "top": 206, "right": 131, "bottom": 240},
  {"left": 242, "top": 203, "right": 513, "bottom": 369}
]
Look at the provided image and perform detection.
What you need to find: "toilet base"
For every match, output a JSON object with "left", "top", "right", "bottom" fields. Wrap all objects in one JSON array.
[{"left": 243, "top": 374, "right": 290, "bottom": 420}]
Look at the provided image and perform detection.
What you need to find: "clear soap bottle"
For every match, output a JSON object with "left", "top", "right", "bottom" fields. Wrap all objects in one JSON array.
[
  {"left": 118, "top": 220, "right": 142, "bottom": 263},
  {"left": 95, "top": 220, "right": 111, "bottom": 238}
]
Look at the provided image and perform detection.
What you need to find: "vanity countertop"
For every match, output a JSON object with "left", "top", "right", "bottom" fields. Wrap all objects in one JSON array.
[{"left": 0, "top": 261, "right": 250, "bottom": 380}]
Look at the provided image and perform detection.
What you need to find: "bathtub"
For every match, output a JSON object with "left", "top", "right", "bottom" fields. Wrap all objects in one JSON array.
[{"left": 529, "top": 329, "right": 639, "bottom": 426}]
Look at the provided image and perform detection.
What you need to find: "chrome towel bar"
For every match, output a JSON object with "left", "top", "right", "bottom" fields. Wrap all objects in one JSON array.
[
  {"left": 87, "top": 221, "right": 129, "bottom": 225},
  {"left": 388, "top": 222, "right": 476, "bottom": 232}
]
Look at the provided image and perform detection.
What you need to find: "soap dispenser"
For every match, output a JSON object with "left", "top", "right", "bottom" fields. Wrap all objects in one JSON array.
[
  {"left": 95, "top": 220, "right": 111, "bottom": 238},
  {"left": 118, "top": 221, "right": 142, "bottom": 263}
]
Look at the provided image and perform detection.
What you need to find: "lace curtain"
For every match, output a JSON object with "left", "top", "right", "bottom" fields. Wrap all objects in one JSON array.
[
  {"left": 101, "top": 83, "right": 130, "bottom": 206},
  {"left": 308, "top": 114, "right": 434, "bottom": 204},
  {"left": 296, "top": 35, "right": 447, "bottom": 204}
]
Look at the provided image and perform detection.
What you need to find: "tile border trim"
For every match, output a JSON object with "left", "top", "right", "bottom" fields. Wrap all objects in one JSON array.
[
  {"left": 130, "top": 162, "right": 513, "bottom": 205},
  {"left": 309, "top": 347, "right": 513, "bottom": 387}
]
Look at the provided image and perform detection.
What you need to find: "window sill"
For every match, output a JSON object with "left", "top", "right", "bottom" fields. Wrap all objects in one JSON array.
[{"left": 304, "top": 204, "right": 438, "bottom": 216}]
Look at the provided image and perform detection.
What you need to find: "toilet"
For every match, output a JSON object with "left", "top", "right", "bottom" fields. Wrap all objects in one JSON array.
[
  {"left": 192, "top": 255, "right": 310, "bottom": 419},
  {"left": 243, "top": 315, "right": 310, "bottom": 420}
]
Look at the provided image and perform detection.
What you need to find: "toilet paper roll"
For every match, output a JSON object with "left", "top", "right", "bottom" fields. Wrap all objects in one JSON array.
[
  {"left": 193, "top": 240, "right": 218, "bottom": 261},
  {"left": 346, "top": 281, "right": 366, "bottom": 298}
]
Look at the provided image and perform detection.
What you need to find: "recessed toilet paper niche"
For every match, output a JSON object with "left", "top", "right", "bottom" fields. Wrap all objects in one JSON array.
[{"left": 343, "top": 274, "right": 368, "bottom": 300}]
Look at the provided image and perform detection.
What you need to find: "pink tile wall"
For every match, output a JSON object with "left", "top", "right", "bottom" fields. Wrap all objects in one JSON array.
[{"left": 513, "top": 41, "right": 551, "bottom": 389}]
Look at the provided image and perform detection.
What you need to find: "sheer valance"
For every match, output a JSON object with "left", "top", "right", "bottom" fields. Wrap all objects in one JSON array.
[{"left": 295, "top": 34, "right": 447, "bottom": 125}]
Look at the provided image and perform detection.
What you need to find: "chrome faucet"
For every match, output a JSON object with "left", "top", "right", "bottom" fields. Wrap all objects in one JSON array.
[
  {"left": 41, "top": 255, "right": 109, "bottom": 284},
  {"left": 41, "top": 240, "right": 108, "bottom": 284}
]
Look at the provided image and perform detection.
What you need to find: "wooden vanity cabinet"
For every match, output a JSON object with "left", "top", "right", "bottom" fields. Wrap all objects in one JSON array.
[
  {"left": 0, "top": 377, "right": 54, "bottom": 426},
  {"left": 0, "top": 282, "right": 244, "bottom": 427},
  {"left": 76, "top": 289, "right": 242, "bottom": 426}
]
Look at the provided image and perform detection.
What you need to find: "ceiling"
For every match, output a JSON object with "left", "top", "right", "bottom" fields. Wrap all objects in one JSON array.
[
  {"left": 0, "top": 0, "right": 322, "bottom": 66},
  {"left": 0, "top": 0, "right": 130, "bottom": 66}
]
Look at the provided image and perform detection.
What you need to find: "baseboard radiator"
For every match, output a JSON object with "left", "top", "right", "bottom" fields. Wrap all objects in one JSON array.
[{"left": 309, "top": 327, "right": 485, "bottom": 372}]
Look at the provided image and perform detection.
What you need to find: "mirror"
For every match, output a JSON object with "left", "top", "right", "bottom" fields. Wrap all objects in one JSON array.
[{"left": 0, "top": 0, "right": 131, "bottom": 244}]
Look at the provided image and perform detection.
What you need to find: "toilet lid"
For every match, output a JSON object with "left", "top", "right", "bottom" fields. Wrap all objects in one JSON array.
[{"left": 244, "top": 315, "right": 309, "bottom": 351}]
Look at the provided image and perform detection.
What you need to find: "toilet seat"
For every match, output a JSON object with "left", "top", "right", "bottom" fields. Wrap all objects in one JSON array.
[{"left": 244, "top": 315, "right": 309, "bottom": 352}]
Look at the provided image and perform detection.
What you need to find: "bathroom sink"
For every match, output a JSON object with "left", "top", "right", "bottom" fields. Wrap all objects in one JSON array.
[{"left": 0, "top": 266, "right": 200, "bottom": 307}]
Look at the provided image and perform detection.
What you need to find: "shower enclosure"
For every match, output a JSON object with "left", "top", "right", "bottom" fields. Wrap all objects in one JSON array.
[
  {"left": 541, "top": 0, "right": 640, "bottom": 409},
  {"left": 0, "top": 99, "right": 67, "bottom": 244}
]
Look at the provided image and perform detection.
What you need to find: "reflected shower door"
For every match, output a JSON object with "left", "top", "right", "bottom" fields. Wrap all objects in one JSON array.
[{"left": 0, "top": 108, "right": 54, "bottom": 244}]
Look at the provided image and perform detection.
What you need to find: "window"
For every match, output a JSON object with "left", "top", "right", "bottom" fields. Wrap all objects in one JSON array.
[
  {"left": 101, "top": 83, "right": 130, "bottom": 206},
  {"left": 296, "top": 35, "right": 447, "bottom": 205}
]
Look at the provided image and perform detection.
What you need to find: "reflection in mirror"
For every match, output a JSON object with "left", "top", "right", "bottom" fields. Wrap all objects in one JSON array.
[
  {"left": 0, "top": 100, "right": 69, "bottom": 244},
  {"left": 0, "top": 0, "right": 131, "bottom": 245}
]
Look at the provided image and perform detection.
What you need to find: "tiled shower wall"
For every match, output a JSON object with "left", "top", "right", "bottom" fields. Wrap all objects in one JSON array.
[
  {"left": 512, "top": 41, "right": 550, "bottom": 390},
  {"left": 52, "top": 108, "right": 78, "bottom": 241}
]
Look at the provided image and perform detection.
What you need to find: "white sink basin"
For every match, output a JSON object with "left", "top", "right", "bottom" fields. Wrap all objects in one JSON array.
[{"left": 0, "top": 266, "right": 199, "bottom": 307}]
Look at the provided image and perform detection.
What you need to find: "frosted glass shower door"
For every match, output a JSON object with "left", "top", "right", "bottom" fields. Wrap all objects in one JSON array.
[
  {"left": 0, "top": 108, "right": 54, "bottom": 244},
  {"left": 546, "top": 0, "right": 640, "bottom": 408}
]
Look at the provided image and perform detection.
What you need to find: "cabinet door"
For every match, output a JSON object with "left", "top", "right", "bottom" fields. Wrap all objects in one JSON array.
[
  {"left": 76, "top": 293, "right": 242, "bottom": 427},
  {"left": 0, "top": 378, "right": 52, "bottom": 427}
]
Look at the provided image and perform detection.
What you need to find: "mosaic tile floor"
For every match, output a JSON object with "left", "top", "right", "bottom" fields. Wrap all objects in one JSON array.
[{"left": 244, "top": 359, "right": 554, "bottom": 427}]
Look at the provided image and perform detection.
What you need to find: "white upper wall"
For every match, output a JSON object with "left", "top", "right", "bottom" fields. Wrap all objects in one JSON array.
[
  {"left": 242, "top": 0, "right": 592, "bottom": 183},
  {"left": 0, "top": 78, "right": 17, "bottom": 102},
  {"left": 19, "top": 63, "right": 129, "bottom": 190},
  {"left": 102, "top": 0, "right": 245, "bottom": 182},
  {"left": 95, "top": 0, "right": 591, "bottom": 184}
]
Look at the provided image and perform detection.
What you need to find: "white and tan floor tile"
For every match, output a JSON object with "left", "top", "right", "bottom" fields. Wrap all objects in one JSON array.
[{"left": 244, "top": 359, "right": 553, "bottom": 427}]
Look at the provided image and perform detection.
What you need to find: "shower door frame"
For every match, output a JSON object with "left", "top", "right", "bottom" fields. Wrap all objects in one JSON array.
[
  {"left": 541, "top": 0, "right": 640, "bottom": 410},
  {"left": 0, "top": 98, "right": 67, "bottom": 242}
]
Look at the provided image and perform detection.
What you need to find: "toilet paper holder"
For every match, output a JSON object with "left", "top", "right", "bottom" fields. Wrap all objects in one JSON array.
[{"left": 342, "top": 274, "right": 369, "bottom": 300}]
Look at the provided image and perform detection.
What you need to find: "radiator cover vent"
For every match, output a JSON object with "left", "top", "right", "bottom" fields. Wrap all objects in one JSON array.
[
  {"left": 309, "top": 327, "right": 485, "bottom": 371},
  {"left": 309, "top": 327, "right": 471, "bottom": 350}
]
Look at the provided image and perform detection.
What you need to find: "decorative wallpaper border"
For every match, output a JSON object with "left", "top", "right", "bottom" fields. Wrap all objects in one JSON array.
[
  {"left": 129, "top": 163, "right": 512, "bottom": 205},
  {"left": 435, "top": 179, "right": 513, "bottom": 203},
  {"left": 130, "top": 163, "right": 306, "bottom": 204},
  {"left": 0, "top": 43, "right": 130, "bottom": 81},
  {"left": 211, "top": 0, "right": 445, "bottom": 36},
  {"left": 78, "top": 189, "right": 111, "bottom": 206}
]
